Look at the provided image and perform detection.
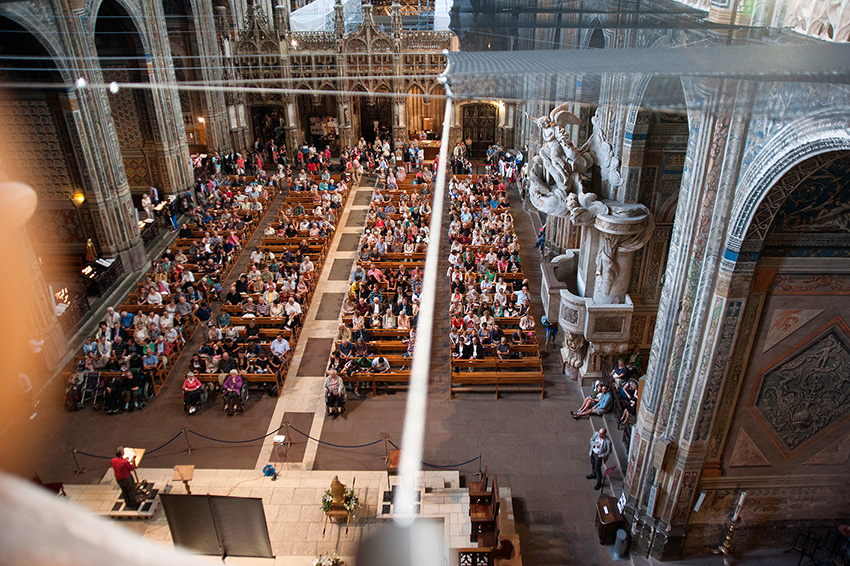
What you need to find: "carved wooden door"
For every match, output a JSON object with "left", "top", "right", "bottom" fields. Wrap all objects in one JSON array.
[{"left": 462, "top": 103, "right": 497, "bottom": 158}]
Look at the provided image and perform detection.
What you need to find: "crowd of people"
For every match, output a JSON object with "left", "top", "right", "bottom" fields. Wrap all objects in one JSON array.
[
  {"left": 323, "top": 161, "right": 434, "bottom": 411},
  {"left": 64, "top": 163, "right": 283, "bottom": 415},
  {"left": 445, "top": 174, "right": 542, "bottom": 360},
  {"left": 182, "top": 166, "right": 350, "bottom": 414},
  {"left": 570, "top": 348, "right": 643, "bottom": 427}
]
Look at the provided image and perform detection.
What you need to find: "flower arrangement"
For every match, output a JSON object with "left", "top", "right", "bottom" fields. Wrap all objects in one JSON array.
[
  {"left": 320, "top": 487, "right": 360, "bottom": 513},
  {"left": 312, "top": 553, "right": 342, "bottom": 566}
]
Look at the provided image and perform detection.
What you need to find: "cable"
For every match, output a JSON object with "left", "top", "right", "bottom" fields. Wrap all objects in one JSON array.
[{"left": 225, "top": 475, "right": 265, "bottom": 496}]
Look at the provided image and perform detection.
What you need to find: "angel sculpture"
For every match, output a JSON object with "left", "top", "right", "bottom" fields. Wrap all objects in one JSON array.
[{"left": 526, "top": 103, "right": 595, "bottom": 217}]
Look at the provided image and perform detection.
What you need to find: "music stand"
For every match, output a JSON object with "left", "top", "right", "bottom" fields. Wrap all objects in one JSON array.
[
  {"left": 173, "top": 465, "right": 194, "bottom": 495},
  {"left": 123, "top": 447, "right": 151, "bottom": 500}
]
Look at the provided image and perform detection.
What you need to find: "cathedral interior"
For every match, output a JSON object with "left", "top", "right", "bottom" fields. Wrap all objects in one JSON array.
[{"left": 0, "top": 0, "right": 848, "bottom": 564}]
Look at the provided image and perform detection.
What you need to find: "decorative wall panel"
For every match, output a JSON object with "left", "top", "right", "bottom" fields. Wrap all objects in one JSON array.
[
  {"left": 752, "top": 319, "right": 850, "bottom": 454},
  {"left": 0, "top": 96, "right": 75, "bottom": 200}
]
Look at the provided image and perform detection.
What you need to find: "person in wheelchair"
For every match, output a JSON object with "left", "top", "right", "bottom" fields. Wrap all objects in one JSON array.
[
  {"left": 222, "top": 369, "right": 243, "bottom": 416},
  {"left": 182, "top": 371, "right": 204, "bottom": 415},
  {"left": 324, "top": 369, "right": 346, "bottom": 418}
]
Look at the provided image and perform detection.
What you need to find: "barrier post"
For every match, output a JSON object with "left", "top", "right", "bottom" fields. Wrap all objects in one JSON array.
[
  {"left": 182, "top": 427, "right": 193, "bottom": 454},
  {"left": 72, "top": 448, "right": 86, "bottom": 477}
]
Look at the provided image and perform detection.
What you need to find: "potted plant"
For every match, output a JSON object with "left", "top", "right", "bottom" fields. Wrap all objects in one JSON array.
[{"left": 312, "top": 553, "right": 342, "bottom": 566}]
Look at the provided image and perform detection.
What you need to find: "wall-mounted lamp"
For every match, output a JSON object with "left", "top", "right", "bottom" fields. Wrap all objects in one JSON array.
[
  {"left": 71, "top": 189, "right": 86, "bottom": 206},
  {"left": 290, "top": 38, "right": 298, "bottom": 48},
  {"left": 198, "top": 116, "right": 205, "bottom": 123}
]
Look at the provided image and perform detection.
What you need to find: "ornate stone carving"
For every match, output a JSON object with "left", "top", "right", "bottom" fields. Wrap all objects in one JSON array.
[
  {"left": 526, "top": 103, "right": 591, "bottom": 217},
  {"left": 771, "top": 274, "right": 850, "bottom": 295},
  {"left": 754, "top": 324, "right": 850, "bottom": 452},
  {"left": 785, "top": 0, "right": 850, "bottom": 42},
  {"left": 561, "top": 332, "right": 586, "bottom": 368}
]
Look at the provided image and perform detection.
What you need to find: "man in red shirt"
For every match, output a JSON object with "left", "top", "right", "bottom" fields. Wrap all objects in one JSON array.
[{"left": 111, "top": 447, "right": 138, "bottom": 509}]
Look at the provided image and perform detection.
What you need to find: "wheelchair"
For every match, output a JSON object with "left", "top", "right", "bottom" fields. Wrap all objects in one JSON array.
[
  {"left": 182, "top": 385, "right": 210, "bottom": 414},
  {"left": 223, "top": 385, "right": 249, "bottom": 415}
]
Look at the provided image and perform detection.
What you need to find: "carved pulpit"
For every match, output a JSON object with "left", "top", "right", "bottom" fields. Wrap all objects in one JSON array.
[{"left": 531, "top": 106, "right": 654, "bottom": 383}]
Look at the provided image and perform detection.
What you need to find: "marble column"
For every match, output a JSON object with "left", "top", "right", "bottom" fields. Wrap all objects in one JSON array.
[
  {"left": 48, "top": 0, "right": 145, "bottom": 272},
  {"left": 625, "top": 79, "right": 755, "bottom": 559}
]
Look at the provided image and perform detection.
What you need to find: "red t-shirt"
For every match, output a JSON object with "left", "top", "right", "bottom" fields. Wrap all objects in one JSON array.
[{"left": 111, "top": 457, "right": 135, "bottom": 480}]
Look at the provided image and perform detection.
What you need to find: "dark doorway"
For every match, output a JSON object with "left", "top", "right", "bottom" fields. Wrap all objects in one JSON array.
[
  {"left": 462, "top": 103, "right": 496, "bottom": 158},
  {"left": 359, "top": 96, "right": 392, "bottom": 143}
]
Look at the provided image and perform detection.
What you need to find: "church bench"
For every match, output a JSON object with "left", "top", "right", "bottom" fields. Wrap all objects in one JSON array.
[
  {"left": 449, "top": 344, "right": 541, "bottom": 359},
  {"left": 353, "top": 260, "right": 426, "bottom": 272},
  {"left": 365, "top": 214, "right": 431, "bottom": 227},
  {"left": 194, "top": 372, "right": 283, "bottom": 397},
  {"left": 346, "top": 370, "right": 411, "bottom": 396},
  {"left": 338, "top": 328, "right": 412, "bottom": 341},
  {"left": 259, "top": 236, "right": 330, "bottom": 247},
  {"left": 450, "top": 371, "right": 545, "bottom": 399}
]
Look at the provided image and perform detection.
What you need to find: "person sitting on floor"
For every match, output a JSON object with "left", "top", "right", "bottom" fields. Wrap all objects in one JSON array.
[{"left": 572, "top": 385, "right": 613, "bottom": 419}]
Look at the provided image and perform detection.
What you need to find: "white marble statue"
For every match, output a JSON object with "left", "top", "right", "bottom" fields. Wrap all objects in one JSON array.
[
  {"left": 527, "top": 105, "right": 626, "bottom": 218},
  {"left": 526, "top": 103, "right": 595, "bottom": 217}
]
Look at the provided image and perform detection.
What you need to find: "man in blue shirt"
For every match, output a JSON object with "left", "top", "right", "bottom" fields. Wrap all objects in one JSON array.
[{"left": 572, "top": 385, "right": 613, "bottom": 418}]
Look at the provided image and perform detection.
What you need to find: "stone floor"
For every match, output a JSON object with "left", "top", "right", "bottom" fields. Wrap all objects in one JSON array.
[{"left": 8, "top": 176, "right": 634, "bottom": 565}]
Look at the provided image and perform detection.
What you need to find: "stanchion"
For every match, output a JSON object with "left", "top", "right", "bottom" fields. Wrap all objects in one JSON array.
[
  {"left": 380, "top": 432, "right": 391, "bottom": 465},
  {"left": 72, "top": 448, "right": 86, "bottom": 477},
  {"left": 283, "top": 421, "right": 292, "bottom": 450},
  {"left": 182, "top": 427, "right": 193, "bottom": 454}
]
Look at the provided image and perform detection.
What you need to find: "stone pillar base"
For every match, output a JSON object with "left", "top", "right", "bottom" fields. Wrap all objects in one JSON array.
[
  {"left": 580, "top": 351, "right": 609, "bottom": 386},
  {"left": 118, "top": 240, "right": 147, "bottom": 273}
]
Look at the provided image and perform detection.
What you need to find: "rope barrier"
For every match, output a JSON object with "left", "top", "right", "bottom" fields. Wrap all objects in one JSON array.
[
  {"left": 73, "top": 449, "right": 110, "bottom": 459},
  {"left": 422, "top": 456, "right": 481, "bottom": 469},
  {"left": 387, "top": 440, "right": 481, "bottom": 469},
  {"left": 286, "top": 425, "right": 384, "bottom": 449},
  {"left": 146, "top": 430, "right": 184, "bottom": 454},
  {"left": 186, "top": 425, "right": 286, "bottom": 444},
  {"left": 71, "top": 428, "right": 480, "bottom": 468}
]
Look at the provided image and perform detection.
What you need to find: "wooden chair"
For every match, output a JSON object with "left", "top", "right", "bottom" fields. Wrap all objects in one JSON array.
[
  {"left": 470, "top": 475, "right": 500, "bottom": 542},
  {"left": 468, "top": 465, "right": 490, "bottom": 503},
  {"left": 32, "top": 473, "right": 66, "bottom": 497}
]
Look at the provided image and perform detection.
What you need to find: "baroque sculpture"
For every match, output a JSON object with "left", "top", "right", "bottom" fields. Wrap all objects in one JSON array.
[{"left": 531, "top": 105, "right": 653, "bottom": 380}]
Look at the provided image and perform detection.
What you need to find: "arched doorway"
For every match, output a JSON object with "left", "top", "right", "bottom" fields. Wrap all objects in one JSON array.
[
  {"left": 0, "top": 16, "right": 94, "bottom": 330},
  {"left": 295, "top": 86, "right": 339, "bottom": 152},
  {"left": 426, "top": 84, "right": 446, "bottom": 136},
  {"left": 462, "top": 102, "right": 497, "bottom": 158},
  {"left": 360, "top": 90, "right": 392, "bottom": 143},
  {"left": 676, "top": 150, "right": 850, "bottom": 552}
]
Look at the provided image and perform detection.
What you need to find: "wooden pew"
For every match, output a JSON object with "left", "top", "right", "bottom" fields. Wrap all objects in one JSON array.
[{"left": 450, "top": 359, "right": 545, "bottom": 399}]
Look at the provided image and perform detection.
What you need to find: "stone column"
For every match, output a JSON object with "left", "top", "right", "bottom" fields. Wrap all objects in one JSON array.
[
  {"left": 190, "top": 0, "right": 230, "bottom": 152},
  {"left": 338, "top": 94, "right": 354, "bottom": 149},
  {"left": 284, "top": 94, "right": 301, "bottom": 156},
  {"left": 139, "top": 0, "right": 193, "bottom": 194},
  {"left": 49, "top": 0, "right": 146, "bottom": 272},
  {"left": 392, "top": 99, "right": 408, "bottom": 149},
  {"left": 625, "top": 79, "right": 755, "bottom": 559}
]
